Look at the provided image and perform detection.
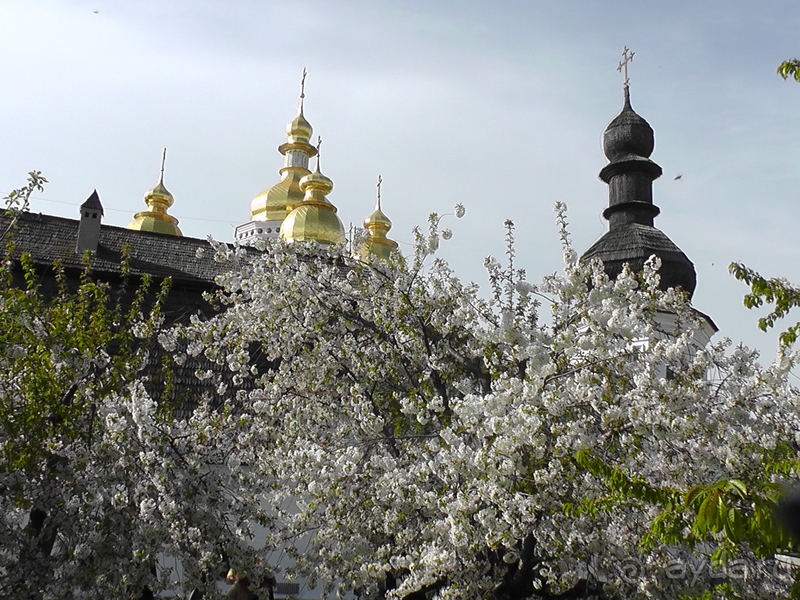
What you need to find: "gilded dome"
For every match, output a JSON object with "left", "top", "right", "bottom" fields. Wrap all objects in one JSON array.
[
  {"left": 146, "top": 180, "right": 173, "bottom": 205},
  {"left": 128, "top": 151, "right": 182, "bottom": 237},
  {"left": 281, "top": 203, "right": 346, "bottom": 246},
  {"left": 359, "top": 176, "right": 398, "bottom": 261},
  {"left": 300, "top": 169, "right": 333, "bottom": 196},
  {"left": 250, "top": 170, "right": 308, "bottom": 222},
  {"left": 280, "top": 157, "right": 345, "bottom": 246},
  {"left": 364, "top": 206, "right": 391, "bottom": 233},
  {"left": 287, "top": 111, "right": 313, "bottom": 145}
]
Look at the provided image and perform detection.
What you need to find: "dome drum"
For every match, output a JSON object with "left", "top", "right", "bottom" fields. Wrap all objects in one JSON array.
[
  {"left": 605, "top": 171, "right": 658, "bottom": 206},
  {"left": 278, "top": 142, "right": 317, "bottom": 158}
]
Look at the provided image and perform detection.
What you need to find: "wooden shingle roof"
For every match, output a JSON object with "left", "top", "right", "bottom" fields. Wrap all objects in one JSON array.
[
  {"left": 3, "top": 212, "right": 225, "bottom": 283},
  {"left": 582, "top": 222, "right": 697, "bottom": 296}
]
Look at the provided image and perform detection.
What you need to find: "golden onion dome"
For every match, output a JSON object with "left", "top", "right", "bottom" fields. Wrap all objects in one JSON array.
[
  {"left": 127, "top": 149, "right": 182, "bottom": 236},
  {"left": 364, "top": 205, "right": 392, "bottom": 234},
  {"left": 359, "top": 175, "right": 398, "bottom": 260},
  {"left": 147, "top": 179, "right": 173, "bottom": 204},
  {"left": 280, "top": 203, "right": 346, "bottom": 246},
  {"left": 281, "top": 143, "right": 345, "bottom": 246},
  {"left": 300, "top": 168, "right": 333, "bottom": 196},
  {"left": 286, "top": 110, "right": 313, "bottom": 144}
]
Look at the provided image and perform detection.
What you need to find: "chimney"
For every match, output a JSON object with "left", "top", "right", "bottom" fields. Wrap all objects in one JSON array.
[{"left": 76, "top": 190, "right": 104, "bottom": 253}]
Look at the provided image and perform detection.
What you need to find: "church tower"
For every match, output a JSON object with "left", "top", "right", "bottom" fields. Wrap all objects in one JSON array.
[
  {"left": 582, "top": 48, "right": 716, "bottom": 346},
  {"left": 582, "top": 49, "right": 696, "bottom": 295},
  {"left": 236, "top": 70, "right": 318, "bottom": 244}
]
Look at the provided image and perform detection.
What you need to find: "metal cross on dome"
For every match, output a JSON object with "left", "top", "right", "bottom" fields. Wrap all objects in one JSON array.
[
  {"left": 298, "top": 67, "right": 307, "bottom": 112},
  {"left": 617, "top": 46, "right": 635, "bottom": 89},
  {"left": 376, "top": 175, "right": 382, "bottom": 210},
  {"left": 314, "top": 136, "right": 322, "bottom": 171}
]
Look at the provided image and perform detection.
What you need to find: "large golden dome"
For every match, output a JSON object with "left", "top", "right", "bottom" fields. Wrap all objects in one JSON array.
[
  {"left": 250, "top": 165, "right": 311, "bottom": 223},
  {"left": 127, "top": 151, "right": 182, "bottom": 236},
  {"left": 280, "top": 154, "right": 345, "bottom": 246}
]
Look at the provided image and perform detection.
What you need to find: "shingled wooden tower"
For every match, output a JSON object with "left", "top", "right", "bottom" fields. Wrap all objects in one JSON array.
[{"left": 582, "top": 79, "right": 697, "bottom": 297}]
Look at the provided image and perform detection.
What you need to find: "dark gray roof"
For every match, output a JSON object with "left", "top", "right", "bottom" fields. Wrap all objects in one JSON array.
[
  {"left": 582, "top": 222, "right": 697, "bottom": 297},
  {"left": 3, "top": 212, "right": 226, "bottom": 283}
]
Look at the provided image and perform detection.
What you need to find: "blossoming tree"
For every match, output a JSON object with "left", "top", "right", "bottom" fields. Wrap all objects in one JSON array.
[
  {"left": 162, "top": 205, "right": 800, "bottom": 599},
  {"left": 3, "top": 186, "right": 798, "bottom": 598}
]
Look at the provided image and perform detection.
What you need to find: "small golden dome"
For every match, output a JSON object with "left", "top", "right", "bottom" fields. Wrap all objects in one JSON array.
[
  {"left": 287, "top": 111, "right": 313, "bottom": 145},
  {"left": 300, "top": 169, "right": 333, "bottom": 196},
  {"left": 147, "top": 179, "right": 173, "bottom": 205},
  {"left": 281, "top": 142, "right": 345, "bottom": 246},
  {"left": 287, "top": 67, "right": 313, "bottom": 144},
  {"left": 364, "top": 206, "right": 392, "bottom": 234},
  {"left": 359, "top": 175, "right": 398, "bottom": 260},
  {"left": 127, "top": 149, "right": 182, "bottom": 237}
]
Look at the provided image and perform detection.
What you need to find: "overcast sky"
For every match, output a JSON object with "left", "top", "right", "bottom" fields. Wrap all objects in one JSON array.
[{"left": 2, "top": 0, "right": 799, "bottom": 362}]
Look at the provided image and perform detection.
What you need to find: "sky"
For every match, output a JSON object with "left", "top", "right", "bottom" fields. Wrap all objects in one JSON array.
[{"left": 1, "top": 0, "right": 800, "bottom": 363}]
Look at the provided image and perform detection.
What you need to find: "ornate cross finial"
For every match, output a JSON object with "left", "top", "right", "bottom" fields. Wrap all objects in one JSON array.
[
  {"left": 617, "top": 46, "right": 634, "bottom": 89},
  {"left": 376, "top": 175, "right": 382, "bottom": 211},
  {"left": 159, "top": 148, "right": 167, "bottom": 182},
  {"left": 315, "top": 135, "right": 322, "bottom": 171},
  {"left": 299, "top": 67, "right": 307, "bottom": 112}
]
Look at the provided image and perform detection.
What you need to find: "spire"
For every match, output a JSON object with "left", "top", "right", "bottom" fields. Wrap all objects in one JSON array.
[
  {"left": 80, "top": 189, "right": 104, "bottom": 215},
  {"left": 582, "top": 48, "right": 696, "bottom": 297},
  {"left": 249, "top": 69, "right": 318, "bottom": 224},
  {"left": 360, "top": 175, "right": 398, "bottom": 260},
  {"left": 127, "top": 149, "right": 183, "bottom": 236},
  {"left": 280, "top": 136, "right": 346, "bottom": 246}
]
